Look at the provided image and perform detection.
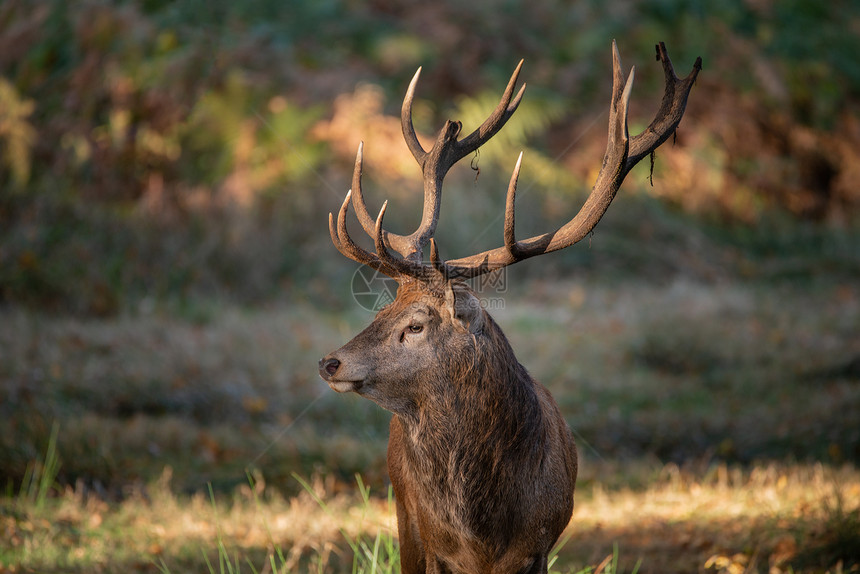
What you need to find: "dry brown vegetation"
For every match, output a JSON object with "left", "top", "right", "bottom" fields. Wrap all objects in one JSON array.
[{"left": 3, "top": 461, "right": 858, "bottom": 573}]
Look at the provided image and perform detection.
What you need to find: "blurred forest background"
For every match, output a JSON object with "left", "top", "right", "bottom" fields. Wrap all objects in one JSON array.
[{"left": 1, "top": 0, "right": 859, "bottom": 572}]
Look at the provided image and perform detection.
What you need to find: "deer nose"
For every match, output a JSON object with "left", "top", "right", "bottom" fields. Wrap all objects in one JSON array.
[{"left": 319, "top": 357, "right": 340, "bottom": 378}]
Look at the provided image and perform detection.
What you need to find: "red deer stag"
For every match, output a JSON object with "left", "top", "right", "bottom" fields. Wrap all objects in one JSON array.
[{"left": 319, "top": 42, "right": 701, "bottom": 574}]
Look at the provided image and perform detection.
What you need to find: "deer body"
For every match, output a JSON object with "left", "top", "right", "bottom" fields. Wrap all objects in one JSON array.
[
  {"left": 326, "top": 281, "right": 576, "bottom": 573},
  {"left": 319, "top": 43, "right": 700, "bottom": 574},
  {"left": 388, "top": 345, "right": 577, "bottom": 574}
]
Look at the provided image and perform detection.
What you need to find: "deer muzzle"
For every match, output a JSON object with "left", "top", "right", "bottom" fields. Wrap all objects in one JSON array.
[{"left": 318, "top": 355, "right": 363, "bottom": 393}]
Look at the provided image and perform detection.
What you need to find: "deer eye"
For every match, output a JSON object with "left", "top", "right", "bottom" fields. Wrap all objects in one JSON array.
[{"left": 399, "top": 324, "right": 423, "bottom": 343}]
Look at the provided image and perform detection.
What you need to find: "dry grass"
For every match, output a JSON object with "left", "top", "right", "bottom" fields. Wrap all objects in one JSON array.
[
  {"left": 2, "top": 462, "right": 857, "bottom": 573},
  {"left": 1, "top": 468, "right": 395, "bottom": 572},
  {"left": 565, "top": 461, "right": 860, "bottom": 573}
]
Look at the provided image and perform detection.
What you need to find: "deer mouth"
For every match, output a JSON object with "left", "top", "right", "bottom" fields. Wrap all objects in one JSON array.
[
  {"left": 318, "top": 357, "right": 366, "bottom": 393},
  {"left": 326, "top": 378, "right": 364, "bottom": 393},
  {"left": 319, "top": 356, "right": 364, "bottom": 393}
]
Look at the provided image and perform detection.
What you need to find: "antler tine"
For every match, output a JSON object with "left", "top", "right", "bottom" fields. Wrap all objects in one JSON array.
[
  {"left": 334, "top": 191, "right": 379, "bottom": 267},
  {"left": 372, "top": 201, "right": 405, "bottom": 271},
  {"left": 439, "top": 41, "right": 699, "bottom": 279},
  {"left": 347, "top": 141, "right": 418, "bottom": 258},
  {"left": 455, "top": 60, "right": 526, "bottom": 160},
  {"left": 503, "top": 152, "right": 524, "bottom": 259},
  {"left": 328, "top": 211, "right": 344, "bottom": 252},
  {"left": 627, "top": 42, "right": 702, "bottom": 167},
  {"left": 362, "top": 61, "right": 529, "bottom": 265},
  {"left": 372, "top": 199, "right": 433, "bottom": 279},
  {"left": 348, "top": 142, "right": 376, "bottom": 238},
  {"left": 330, "top": 191, "right": 372, "bottom": 265},
  {"left": 429, "top": 238, "right": 450, "bottom": 279},
  {"left": 330, "top": 190, "right": 402, "bottom": 277},
  {"left": 401, "top": 67, "right": 428, "bottom": 165},
  {"left": 401, "top": 61, "right": 526, "bottom": 169}
]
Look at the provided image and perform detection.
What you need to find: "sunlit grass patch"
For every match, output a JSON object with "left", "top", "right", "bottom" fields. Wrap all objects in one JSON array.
[
  {"left": 563, "top": 461, "right": 860, "bottom": 573},
  {"left": 2, "top": 455, "right": 858, "bottom": 573},
  {"left": 2, "top": 466, "right": 395, "bottom": 573}
]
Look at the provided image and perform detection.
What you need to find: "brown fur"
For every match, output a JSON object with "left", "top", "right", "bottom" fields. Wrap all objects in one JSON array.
[{"left": 319, "top": 281, "right": 577, "bottom": 574}]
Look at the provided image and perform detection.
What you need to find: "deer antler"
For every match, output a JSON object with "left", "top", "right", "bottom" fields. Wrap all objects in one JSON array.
[
  {"left": 345, "top": 61, "right": 525, "bottom": 263},
  {"left": 329, "top": 42, "right": 701, "bottom": 283},
  {"left": 329, "top": 190, "right": 431, "bottom": 280},
  {"left": 437, "top": 41, "right": 701, "bottom": 278}
]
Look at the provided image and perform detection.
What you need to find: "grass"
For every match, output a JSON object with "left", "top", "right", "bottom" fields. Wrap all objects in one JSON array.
[
  {"left": 2, "top": 458, "right": 858, "bottom": 573},
  {"left": 2, "top": 260, "right": 860, "bottom": 572},
  {"left": 1, "top": 269, "right": 858, "bottom": 572},
  {"left": 12, "top": 421, "right": 60, "bottom": 510},
  {"left": 3, "top": 202, "right": 858, "bottom": 491},
  {"left": 291, "top": 473, "right": 400, "bottom": 574}
]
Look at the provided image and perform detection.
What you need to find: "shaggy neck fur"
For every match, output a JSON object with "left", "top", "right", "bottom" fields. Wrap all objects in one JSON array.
[{"left": 397, "top": 290, "right": 548, "bottom": 554}]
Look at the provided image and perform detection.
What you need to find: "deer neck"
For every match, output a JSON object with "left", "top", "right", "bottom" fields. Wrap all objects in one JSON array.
[{"left": 401, "top": 329, "right": 542, "bottom": 462}]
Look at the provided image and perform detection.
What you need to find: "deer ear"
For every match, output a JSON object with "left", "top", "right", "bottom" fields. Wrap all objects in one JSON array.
[{"left": 445, "top": 283, "right": 483, "bottom": 334}]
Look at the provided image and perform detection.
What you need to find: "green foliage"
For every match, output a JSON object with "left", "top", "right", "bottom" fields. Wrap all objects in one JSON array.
[
  {"left": 450, "top": 89, "right": 578, "bottom": 191},
  {"left": 14, "top": 422, "right": 61, "bottom": 510},
  {"left": 0, "top": 0, "right": 857, "bottom": 313},
  {"left": 762, "top": 0, "right": 860, "bottom": 126}
]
